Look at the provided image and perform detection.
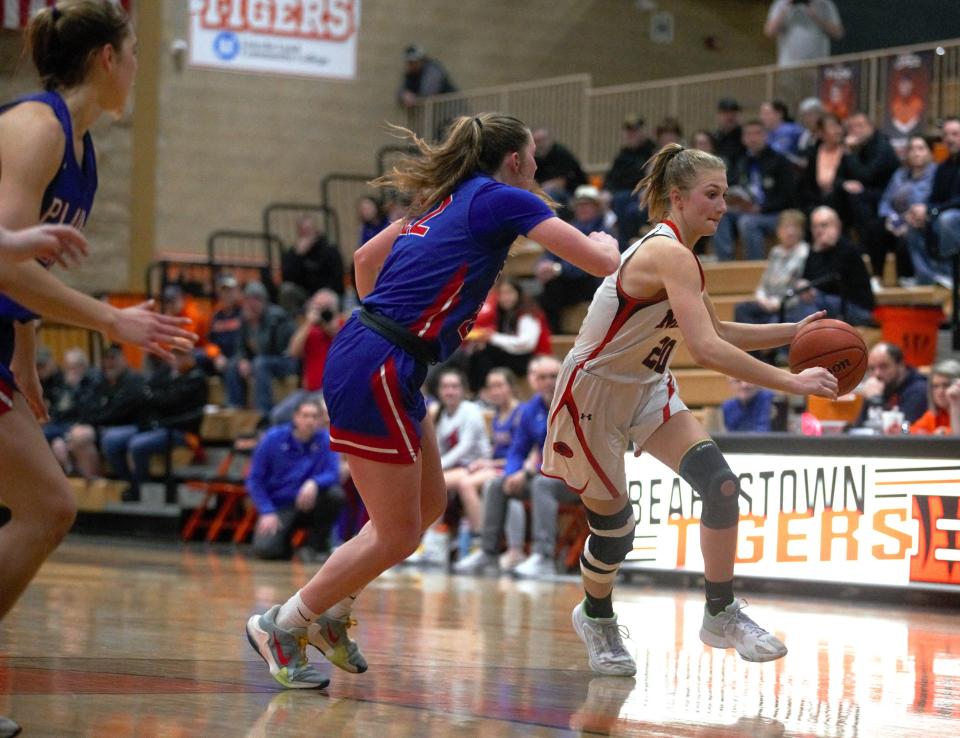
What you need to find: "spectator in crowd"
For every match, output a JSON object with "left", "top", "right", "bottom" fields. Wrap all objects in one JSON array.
[
  {"left": 791, "top": 206, "right": 875, "bottom": 325},
  {"left": 734, "top": 209, "right": 810, "bottom": 324},
  {"left": 691, "top": 130, "right": 718, "bottom": 154},
  {"left": 909, "top": 359, "right": 960, "bottom": 435},
  {"left": 45, "top": 348, "right": 98, "bottom": 455},
  {"left": 760, "top": 100, "right": 804, "bottom": 160},
  {"left": 798, "top": 112, "right": 847, "bottom": 213},
  {"left": 536, "top": 185, "right": 608, "bottom": 331},
  {"left": 270, "top": 289, "right": 343, "bottom": 426},
  {"left": 247, "top": 396, "right": 345, "bottom": 562},
  {"left": 603, "top": 115, "right": 655, "bottom": 249},
  {"left": 878, "top": 134, "right": 935, "bottom": 284},
  {"left": 36, "top": 345, "right": 61, "bottom": 405},
  {"left": 225, "top": 281, "right": 298, "bottom": 417},
  {"left": 533, "top": 126, "right": 588, "bottom": 208},
  {"left": 450, "top": 367, "right": 527, "bottom": 573},
  {"left": 714, "top": 97, "right": 745, "bottom": 171},
  {"left": 796, "top": 96, "right": 824, "bottom": 156},
  {"left": 714, "top": 119, "right": 797, "bottom": 260},
  {"left": 655, "top": 117, "right": 684, "bottom": 148},
  {"left": 281, "top": 215, "right": 345, "bottom": 298},
  {"left": 207, "top": 274, "right": 244, "bottom": 375},
  {"left": 465, "top": 278, "right": 550, "bottom": 393},
  {"left": 396, "top": 44, "right": 457, "bottom": 109},
  {"left": 856, "top": 342, "right": 928, "bottom": 427},
  {"left": 722, "top": 379, "right": 775, "bottom": 432},
  {"left": 905, "top": 117, "right": 960, "bottom": 288},
  {"left": 357, "top": 196, "right": 389, "bottom": 247},
  {"left": 101, "top": 347, "right": 208, "bottom": 503},
  {"left": 161, "top": 284, "right": 210, "bottom": 347},
  {"left": 64, "top": 345, "right": 146, "bottom": 480},
  {"left": 454, "top": 356, "right": 576, "bottom": 578},
  {"left": 839, "top": 111, "right": 900, "bottom": 261},
  {"left": 407, "top": 367, "right": 491, "bottom": 565},
  {"left": 764, "top": 0, "right": 844, "bottom": 67}
]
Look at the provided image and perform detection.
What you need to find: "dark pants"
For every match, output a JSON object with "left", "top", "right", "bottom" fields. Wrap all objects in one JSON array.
[
  {"left": 539, "top": 275, "right": 600, "bottom": 333},
  {"left": 252, "top": 485, "right": 345, "bottom": 560},
  {"left": 467, "top": 345, "right": 532, "bottom": 394}
]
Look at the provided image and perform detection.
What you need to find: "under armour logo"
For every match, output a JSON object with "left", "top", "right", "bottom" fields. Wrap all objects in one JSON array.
[{"left": 580, "top": 412, "right": 592, "bottom": 421}]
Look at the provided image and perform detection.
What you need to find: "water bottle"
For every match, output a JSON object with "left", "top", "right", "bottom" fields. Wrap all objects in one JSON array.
[{"left": 457, "top": 518, "right": 472, "bottom": 561}]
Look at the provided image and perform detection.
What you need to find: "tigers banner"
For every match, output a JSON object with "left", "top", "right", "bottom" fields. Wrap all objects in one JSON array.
[
  {"left": 623, "top": 451, "right": 960, "bottom": 588},
  {"left": 188, "top": 0, "right": 360, "bottom": 80}
]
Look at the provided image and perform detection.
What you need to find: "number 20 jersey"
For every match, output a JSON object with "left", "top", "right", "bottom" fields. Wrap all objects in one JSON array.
[{"left": 566, "top": 221, "right": 704, "bottom": 386}]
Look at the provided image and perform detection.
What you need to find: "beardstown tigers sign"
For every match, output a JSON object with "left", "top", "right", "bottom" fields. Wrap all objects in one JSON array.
[
  {"left": 188, "top": 1, "right": 360, "bottom": 80},
  {"left": 623, "top": 450, "right": 960, "bottom": 589}
]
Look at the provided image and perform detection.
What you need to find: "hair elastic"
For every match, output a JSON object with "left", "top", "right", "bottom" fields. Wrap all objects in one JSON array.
[
  {"left": 474, "top": 117, "right": 483, "bottom": 131},
  {"left": 51, "top": 6, "right": 62, "bottom": 21}
]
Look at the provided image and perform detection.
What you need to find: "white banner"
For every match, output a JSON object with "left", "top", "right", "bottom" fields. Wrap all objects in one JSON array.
[
  {"left": 188, "top": 1, "right": 360, "bottom": 80},
  {"left": 623, "top": 452, "right": 960, "bottom": 589}
]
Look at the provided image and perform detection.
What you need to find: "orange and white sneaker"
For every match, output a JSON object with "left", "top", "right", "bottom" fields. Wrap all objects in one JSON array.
[{"left": 307, "top": 614, "right": 368, "bottom": 674}]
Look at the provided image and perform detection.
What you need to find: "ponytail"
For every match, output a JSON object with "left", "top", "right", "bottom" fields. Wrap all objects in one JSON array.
[
  {"left": 27, "top": 0, "right": 130, "bottom": 91},
  {"left": 371, "top": 113, "right": 533, "bottom": 217},
  {"left": 637, "top": 143, "right": 725, "bottom": 223}
]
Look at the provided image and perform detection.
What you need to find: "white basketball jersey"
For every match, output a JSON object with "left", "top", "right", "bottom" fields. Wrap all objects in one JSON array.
[{"left": 568, "top": 221, "right": 704, "bottom": 385}]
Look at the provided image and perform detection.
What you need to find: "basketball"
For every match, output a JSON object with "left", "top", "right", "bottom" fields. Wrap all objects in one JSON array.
[{"left": 788, "top": 318, "right": 868, "bottom": 395}]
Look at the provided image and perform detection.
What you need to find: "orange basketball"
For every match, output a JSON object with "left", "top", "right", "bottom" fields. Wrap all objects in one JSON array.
[{"left": 788, "top": 318, "right": 867, "bottom": 395}]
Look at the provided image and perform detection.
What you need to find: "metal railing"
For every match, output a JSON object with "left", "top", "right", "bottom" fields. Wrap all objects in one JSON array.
[{"left": 408, "top": 38, "right": 960, "bottom": 172}]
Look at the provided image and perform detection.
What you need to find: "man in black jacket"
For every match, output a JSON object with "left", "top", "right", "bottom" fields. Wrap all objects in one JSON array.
[
  {"left": 714, "top": 120, "right": 797, "bottom": 260},
  {"left": 281, "top": 216, "right": 344, "bottom": 299},
  {"left": 603, "top": 115, "right": 655, "bottom": 249},
  {"left": 840, "top": 112, "right": 900, "bottom": 273},
  {"left": 100, "top": 348, "right": 209, "bottom": 502},
  {"left": 788, "top": 206, "right": 875, "bottom": 325},
  {"left": 533, "top": 127, "right": 587, "bottom": 211},
  {"left": 905, "top": 116, "right": 960, "bottom": 287},
  {"left": 225, "top": 281, "right": 298, "bottom": 416},
  {"left": 63, "top": 345, "right": 147, "bottom": 480}
]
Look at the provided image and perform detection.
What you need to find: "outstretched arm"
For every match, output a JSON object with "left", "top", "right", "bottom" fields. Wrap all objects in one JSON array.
[
  {"left": 527, "top": 217, "right": 620, "bottom": 277},
  {"left": 659, "top": 244, "right": 836, "bottom": 398},
  {"left": 709, "top": 294, "right": 828, "bottom": 351}
]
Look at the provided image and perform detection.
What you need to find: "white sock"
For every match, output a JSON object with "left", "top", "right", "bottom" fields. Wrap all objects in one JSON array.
[
  {"left": 325, "top": 589, "right": 362, "bottom": 620},
  {"left": 276, "top": 590, "right": 320, "bottom": 630}
]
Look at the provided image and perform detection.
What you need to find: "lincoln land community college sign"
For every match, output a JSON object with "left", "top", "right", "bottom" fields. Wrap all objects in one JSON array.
[
  {"left": 189, "top": 1, "right": 360, "bottom": 80},
  {"left": 623, "top": 451, "right": 960, "bottom": 589}
]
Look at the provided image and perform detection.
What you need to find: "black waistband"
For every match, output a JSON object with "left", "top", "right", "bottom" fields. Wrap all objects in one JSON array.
[{"left": 357, "top": 307, "right": 438, "bottom": 366}]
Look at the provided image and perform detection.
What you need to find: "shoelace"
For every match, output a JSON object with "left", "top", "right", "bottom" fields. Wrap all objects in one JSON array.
[
  {"left": 600, "top": 622, "right": 633, "bottom": 659},
  {"left": 724, "top": 600, "right": 769, "bottom": 638}
]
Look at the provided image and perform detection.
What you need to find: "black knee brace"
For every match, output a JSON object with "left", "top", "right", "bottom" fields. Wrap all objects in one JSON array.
[
  {"left": 580, "top": 504, "right": 636, "bottom": 584},
  {"left": 678, "top": 440, "right": 740, "bottom": 529}
]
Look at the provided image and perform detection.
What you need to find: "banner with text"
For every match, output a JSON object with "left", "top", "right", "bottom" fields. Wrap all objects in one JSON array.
[
  {"left": 623, "top": 452, "right": 960, "bottom": 588},
  {"left": 189, "top": 1, "right": 360, "bottom": 80}
]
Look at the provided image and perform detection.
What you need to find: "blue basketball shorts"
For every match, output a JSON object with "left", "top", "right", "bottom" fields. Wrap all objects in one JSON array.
[{"left": 323, "top": 317, "right": 428, "bottom": 464}]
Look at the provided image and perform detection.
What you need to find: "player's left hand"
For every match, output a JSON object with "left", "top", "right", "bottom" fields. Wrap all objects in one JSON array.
[
  {"left": 11, "top": 360, "right": 48, "bottom": 423},
  {"left": 794, "top": 309, "right": 828, "bottom": 334},
  {"left": 0, "top": 224, "right": 89, "bottom": 268}
]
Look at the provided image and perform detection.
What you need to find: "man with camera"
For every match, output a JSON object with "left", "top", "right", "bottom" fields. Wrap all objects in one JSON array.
[
  {"left": 764, "top": 0, "right": 844, "bottom": 67},
  {"left": 270, "top": 289, "right": 344, "bottom": 426}
]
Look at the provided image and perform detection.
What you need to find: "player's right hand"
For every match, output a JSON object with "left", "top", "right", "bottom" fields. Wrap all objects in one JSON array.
[
  {"left": 0, "top": 224, "right": 88, "bottom": 268},
  {"left": 110, "top": 300, "right": 198, "bottom": 362},
  {"left": 794, "top": 367, "right": 838, "bottom": 399}
]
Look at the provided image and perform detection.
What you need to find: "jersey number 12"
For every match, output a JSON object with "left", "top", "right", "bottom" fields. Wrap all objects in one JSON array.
[{"left": 400, "top": 195, "right": 453, "bottom": 237}]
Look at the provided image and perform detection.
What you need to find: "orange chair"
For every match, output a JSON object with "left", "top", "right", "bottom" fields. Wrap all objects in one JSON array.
[
  {"left": 180, "top": 447, "right": 252, "bottom": 543},
  {"left": 556, "top": 503, "right": 589, "bottom": 572}
]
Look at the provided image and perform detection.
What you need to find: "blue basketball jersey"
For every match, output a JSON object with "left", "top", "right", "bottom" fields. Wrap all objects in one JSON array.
[
  {"left": 0, "top": 91, "right": 97, "bottom": 373},
  {"left": 362, "top": 174, "right": 552, "bottom": 361}
]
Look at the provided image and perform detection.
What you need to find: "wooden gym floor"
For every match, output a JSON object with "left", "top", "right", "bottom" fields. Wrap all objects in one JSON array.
[{"left": 1, "top": 538, "right": 958, "bottom": 737}]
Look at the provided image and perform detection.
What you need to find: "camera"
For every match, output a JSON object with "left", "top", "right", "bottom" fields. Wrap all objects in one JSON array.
[{"left": 319, "top": 308, "right": 335, "bottom": 323}]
